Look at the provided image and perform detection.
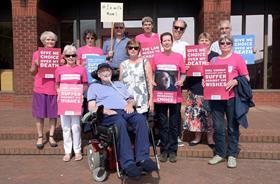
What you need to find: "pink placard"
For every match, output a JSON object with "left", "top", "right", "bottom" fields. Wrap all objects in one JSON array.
[
  {"left": 203, "top": 65, "right": 229, "bottom": 100},
  {"left": 153, "top": 91, "right": 177, "bottom": 104},
  {"left": 38, "top": 47, "right": 61, "bottom": 78},
  {"left": 58, "top": 84, "right": 83, "bottom": 115},
  {"left": 140, "top": 41, "right": 161, "bottom": 61},
  {"left": 186, "top": 45, "right": 208, "bottom": 76}
]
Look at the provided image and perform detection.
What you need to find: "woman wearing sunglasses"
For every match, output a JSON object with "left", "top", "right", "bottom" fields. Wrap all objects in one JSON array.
[
  {"left": 119, "top": 39, "right": 153, "bottom": 116},
  {"left": 77, "top": 29, "right": 104, "bottom": 66},
  {"left": 55, "top": 45, "right": 88, "bottom": 162},
  {"left": 208, "top": 34, "right": 250, "bottom": 168}
]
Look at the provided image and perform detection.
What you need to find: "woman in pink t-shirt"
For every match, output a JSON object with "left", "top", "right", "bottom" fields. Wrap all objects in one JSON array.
[
  {"left": 151, "top": 32, "right": 186, "bottom": 163},
  {"left": 208, "top": 34, "right": 249, "bottom": 168},
  {"left": 56, "top": 45, "right": 88, "bottom": 162},
  {"left": 77, "top": 29, "right": 104, "bottom": 66},
  {"left": 30, "top": 31, "right": 59, "bottom": 150}
]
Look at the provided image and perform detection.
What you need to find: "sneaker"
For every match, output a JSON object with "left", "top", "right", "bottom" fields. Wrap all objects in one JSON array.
[
  {"left": 178, "top": 137, "right": 185, "bottom": 147},
  {"left": 63, "top": 154, "right": 71, "bottom": 162},
  {"left": 159, "top": 152, "right": 168, "bottom": 163},
  {"left": 124, "top": 163, "right": 141, "bottom": 179},
  {"left": 169, "top": 153, "right": 177, "bottom": 163},
  {"left": 138, "top": 159, "right": 158, "bottom": 172},
  {"left": 208, "top": 155, "right": 224, "bottom": 165},
  {"left": 227, "top": 156, "right": 237, "bottom": 168},
  {"left": 74, "top": 153, "right": 83, "bottom": 161}
]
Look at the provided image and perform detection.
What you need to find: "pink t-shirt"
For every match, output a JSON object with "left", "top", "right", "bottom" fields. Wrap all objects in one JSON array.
[
  {"left": 211, "top": 53, "right": 249, "bottom": 98},
  {"left": 77, "top": 46, "right": 104, "bottom": 65},
  {"left": 55, "top": 65, "right": 88, "bottom": 84},
  {"left": 32, "top": 51, "right": 56, "bottom": 95},
  {"left": 151, "top": 52, "right": 186, "bottom": 103},
  {"left": 135, "top": 33, "right": 160, "bottom": 44}
]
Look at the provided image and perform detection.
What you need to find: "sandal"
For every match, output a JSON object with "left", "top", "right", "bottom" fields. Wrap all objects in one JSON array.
[
  {"left": 49, "top": 135, "right": 58, "bottom": 147},
  {"left": 36, "top": 136, "right": 44, "bottom": 150},
  {"left": 63, "top": 154, "right": 71, "bottom": 162},
  {"left": 74, "top": 153, "right": 83, "bottom": 161}
]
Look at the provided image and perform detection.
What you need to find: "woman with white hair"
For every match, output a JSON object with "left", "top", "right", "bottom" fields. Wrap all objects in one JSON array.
[
  {"left": 30, "top": 31, "right": 59, "bottom": 150},
  {"left": 55, "top": 45, "right": 88, "bottom": 162}
]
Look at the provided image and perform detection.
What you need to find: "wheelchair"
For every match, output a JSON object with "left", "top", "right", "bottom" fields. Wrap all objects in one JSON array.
[{"left": 82, "top": 105, "right": 160, "bottom": 182}]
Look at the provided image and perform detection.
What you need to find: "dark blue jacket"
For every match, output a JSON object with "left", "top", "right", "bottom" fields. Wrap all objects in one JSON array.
[{"left": 234, "top": 76, "right": 255, "bottom": 128}]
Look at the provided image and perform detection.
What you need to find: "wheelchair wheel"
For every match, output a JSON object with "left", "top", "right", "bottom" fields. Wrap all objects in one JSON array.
[
  {"left": 92, "top": 167, "right": 108, "bottom": 182},
  {"left": 87, "top": 144, "right": 100, "bottom": 171}
]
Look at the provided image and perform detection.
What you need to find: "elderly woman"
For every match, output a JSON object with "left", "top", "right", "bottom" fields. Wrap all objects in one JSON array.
[
  {"left": 30, "top": 31, "right": 59, "bottom": 149},
  {"left": 184, "top": 32, "right": 219, "bottom": 147},
  {"left": 151, "top": 32, "right": 186, "bottom": 163},
  {"left": 208, "top": 34, "right": 250, "bottom": 168},
  {"left": 55, "top": 45, "right": 88, "bottom": 162},
  {"left": 77, "top": 29, "right": 104, "bottom": 66},
  {"left": 119, "top": 39, "right": 153, "bottom": 116}
]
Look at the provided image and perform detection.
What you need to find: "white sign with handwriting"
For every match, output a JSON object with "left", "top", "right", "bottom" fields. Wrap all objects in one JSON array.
[{"left": 101, "top": 2, "right": 123, "bottom": 22}]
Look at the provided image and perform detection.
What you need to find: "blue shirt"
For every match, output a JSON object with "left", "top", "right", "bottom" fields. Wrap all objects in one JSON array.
[
  {"left": 87, "top": 81, "right": 132, "bottom": 110},
  {"left": 103, "top": 36, "right": 130, "bottom": 68}
]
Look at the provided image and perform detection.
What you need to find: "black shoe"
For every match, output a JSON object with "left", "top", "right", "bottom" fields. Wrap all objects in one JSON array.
[
  {"left": 124, "top": 163, "right": 141, "bottom": 179},
  {"left": 188, "top": 140, "right": 201, "bottom": 146},
  {"left": 159, "top": 152, "right": 168, "bottom": 162},
  {"left": 138, "top": 159, "right": 158, "bottom": 172},
  {"left": 169, "top": 153, "right": 177, "bottom": 163},
  {"left": 36, "top": 136, "right": 44, "bottom": 150},
  {"left": 49, "top": 135, "right": 58, "bottom": 147}
]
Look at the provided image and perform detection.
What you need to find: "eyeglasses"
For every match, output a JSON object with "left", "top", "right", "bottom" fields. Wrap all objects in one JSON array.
[
  {"left": 114, "top": 26, "right": 124, "bottom": 29},
  {"left": 219, "top": 41, "right": 232, "bottom": 46},
  {"left": 65, "top": 54, "right": 77, "bottom": 58},
  {"left": 86, "top": 37, "right": 95, "bottom": 40},
  {"left": 128, "top": 46, "right": 140, "bottom": 51},
  {"left": 173, "top": 26, "right": 185, "bottom": 31}
]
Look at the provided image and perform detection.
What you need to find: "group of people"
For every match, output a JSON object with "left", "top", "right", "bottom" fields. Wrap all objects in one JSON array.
[{"left": 30, "top": 16, "right": 250, "bottom": 179}]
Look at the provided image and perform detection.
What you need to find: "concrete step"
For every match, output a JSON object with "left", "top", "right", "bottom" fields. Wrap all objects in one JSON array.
[{"left": 1, "top": 140, "right": 280, "bottom": 160}]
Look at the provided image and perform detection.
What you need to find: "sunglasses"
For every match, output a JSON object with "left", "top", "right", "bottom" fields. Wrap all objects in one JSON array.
[
  {"left": 174, "top": 26, "right": 185, "bottom": 31},
  {"left": 128, "top": 46, "right": 140, "bottom": 51},
  {"left": 114, "top": 26, "right": 124, "bottom": 29},
  {"left": 86, "top": 37, "right": 95, "bottom": 40},
  {"left": 65, "top": 54, "right": 77, "bottom": 58},
  {"left": 219, "top": 41, "right": 232, "bottom": 46}
]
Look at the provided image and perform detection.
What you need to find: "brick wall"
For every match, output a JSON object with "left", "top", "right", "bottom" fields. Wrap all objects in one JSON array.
[
  {"left": 12, "top": 0, "right": 38, "bottom": 95},
  {"left": 200, "top": 0, "right": 231, "bottom": 40}
]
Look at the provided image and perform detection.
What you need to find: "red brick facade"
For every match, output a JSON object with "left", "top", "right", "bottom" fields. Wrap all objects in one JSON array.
[{"left": 2, "top": 0, "right": 279, "bottom": 106}]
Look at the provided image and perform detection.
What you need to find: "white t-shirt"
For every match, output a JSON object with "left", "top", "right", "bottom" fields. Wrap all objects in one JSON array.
[{"left": 172, "top": 39, "right": 189, "bottom": 60}]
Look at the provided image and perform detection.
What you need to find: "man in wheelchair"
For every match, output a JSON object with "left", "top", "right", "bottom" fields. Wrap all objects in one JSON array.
[{"left": 87, "top": 63, "right": 158, "bottom": 179}]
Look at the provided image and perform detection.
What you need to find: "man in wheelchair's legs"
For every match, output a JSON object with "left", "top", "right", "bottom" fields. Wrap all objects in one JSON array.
[{"left": 101, "top": 110, "right": 158, "bottom": 178}]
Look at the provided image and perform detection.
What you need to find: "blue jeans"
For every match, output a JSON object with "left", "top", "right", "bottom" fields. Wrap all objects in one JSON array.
[
  {"left": 210, "top": 98, "right": 239, "bottom": 158},
  {"left": 155, "top": 103, "right": 180, "bottom": 154},
  {"left": 101, "top": 110, "right": 149, "bottom": 169}
]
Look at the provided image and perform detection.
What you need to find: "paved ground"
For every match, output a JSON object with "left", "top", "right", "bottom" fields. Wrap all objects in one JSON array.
[{"left": 0, "top": 155, "right": 280, "bottom": 184}]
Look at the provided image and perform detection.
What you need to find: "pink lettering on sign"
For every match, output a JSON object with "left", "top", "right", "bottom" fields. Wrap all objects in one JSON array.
[
  {"left": 57, "top": 84, "right": 83, "bottom": 115},
  {"left": 38, "top": 47, "right": 61, "bottom": 78},
  {"left": 203, "top": 65, "right": 229, "bottom": 100},
  {"left": 186, "top": 45, "right": 208, "bottom": 76}
]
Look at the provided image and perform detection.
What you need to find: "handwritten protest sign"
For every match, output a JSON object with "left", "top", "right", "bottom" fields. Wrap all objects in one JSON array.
[
  {"left": 232, "top": 35, "right": 255, "bottom": 65},
  {"left": 58, "top": 84, "right": 83, "bottom": 115},
  {"left": 153, "top": 64, "right": 178, "bottom": 104},
  {"left": 100, "top": 2, "right": 123, "bottom": 22},
  {"left": 203, "top": 65, "right": 229, "bottom": 100},
  {"left": 186, "top": 45, "right": 208, "bottom": 76},
  {"left": 140, "top": 41, "right": 161, "bottom": 61},
  {"left": 86, "top": 55, "right": 106, "bottom": 83},
  {"left": 38, "top": 47, "right": 61, "bottom": 78}
]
